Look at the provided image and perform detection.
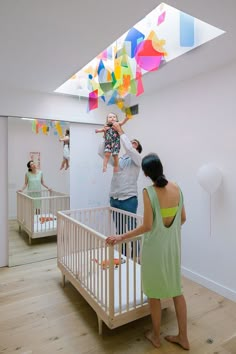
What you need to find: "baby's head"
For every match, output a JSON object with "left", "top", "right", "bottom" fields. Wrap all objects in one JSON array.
[{"left": 106, "top": 112, "right": 118, "bottom": 125}]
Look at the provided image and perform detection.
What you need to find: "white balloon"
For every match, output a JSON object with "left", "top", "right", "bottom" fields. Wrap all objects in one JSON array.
[{"left": 197, "top": 164, "right": 222, "bottom": 194}]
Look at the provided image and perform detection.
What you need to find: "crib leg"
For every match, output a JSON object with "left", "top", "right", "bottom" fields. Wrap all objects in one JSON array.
[
  {"left": 62, "top": 274, "right": 66, "bottom": 288},
  {"left": 19, "top": 225, "right": 21, "bottom": 233},
  {"left": 28, "top": 236, "right": 32, "bottom": 245},
  {"left": 97, "top": 316, "right": 103, "bottom": 335}
]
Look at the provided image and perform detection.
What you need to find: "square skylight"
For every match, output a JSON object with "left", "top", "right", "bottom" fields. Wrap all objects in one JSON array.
[{"left": 55, "top": 3, "right": 225, "bottom": 113}]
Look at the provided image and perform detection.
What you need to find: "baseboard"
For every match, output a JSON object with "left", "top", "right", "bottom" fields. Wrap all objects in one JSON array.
[{"left": 182, "top": 266, "right": 236, "bottom": 302}]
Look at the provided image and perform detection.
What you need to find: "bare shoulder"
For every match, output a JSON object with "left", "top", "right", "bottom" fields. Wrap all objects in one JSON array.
[{"left": 168, "top": 181, "right": 179, "bottom": 191}]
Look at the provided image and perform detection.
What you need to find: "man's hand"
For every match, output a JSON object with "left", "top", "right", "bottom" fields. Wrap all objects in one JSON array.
[{"left": 112, "top": 122, "right": 123, "bottom": 135}]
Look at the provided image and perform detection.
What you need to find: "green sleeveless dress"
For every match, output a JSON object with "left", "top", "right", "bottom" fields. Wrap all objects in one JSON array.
[
  {"left": 27, "top": 171, "right": 43, "bottom": 210},
  {"left": 141, "top": 185, "right": 183, "bottom": 299}
]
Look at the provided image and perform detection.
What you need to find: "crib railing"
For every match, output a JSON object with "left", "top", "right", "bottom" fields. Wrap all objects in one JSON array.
[
  {"left": 57, "top": 207, "right": 149, "bottom": 330},
  {"left": 17, "top": 190, "right": 70, "bottom": 239}
]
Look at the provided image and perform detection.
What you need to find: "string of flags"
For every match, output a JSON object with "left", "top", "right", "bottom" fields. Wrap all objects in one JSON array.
[{"left": 31, "top": 119, "right": 67, "bottom": 137}]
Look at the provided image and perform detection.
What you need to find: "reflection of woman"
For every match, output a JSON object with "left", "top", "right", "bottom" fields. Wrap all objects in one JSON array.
[
  {"left": 59, "top": 129, "right": 70, "bottom": 170},
  {"left": 19, "top": 160, "right": 51, "bottom": 214},
  {"left": 106, "top": 153, "right": 189, "bottom": 350}
]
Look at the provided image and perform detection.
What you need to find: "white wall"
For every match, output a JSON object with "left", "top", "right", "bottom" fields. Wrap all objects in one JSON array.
[
  {"left": 0, "top": 117, "right": 8, "bottom": 267},
  {"left": 8, "top": 117, "right": 70, "bottom": 218},
  {"left": 124, "top": 61, "right": 236, "bottom": 301},
  {"left": 0, "top": 88, "right": 105, "bottom": 124}
]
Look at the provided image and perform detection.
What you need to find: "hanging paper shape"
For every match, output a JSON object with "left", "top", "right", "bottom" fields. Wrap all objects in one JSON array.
[
  {"left": 147, "top": 31, "right": 168, "bottom": 56},
  {"left": 124, "top": 27, "right": 145, "bottom": 58},
  {"left": 99, "top": 81, "right": 114, "bottom": 94},
  {"left": 180, "top": 12, "right": 195, "bottom": 47},
  {"left": 116, "top": 98, "right": 125, "bottom": 110},
  {"left": 42, "top": 124, "right": 48, "bottom": 135},
  {"left": 135, "top": 40, "right": 163, "bottom": 72},
  {"left": 129, "top": 79, "right": 137, "bottom": 95},
  {"left": 88, "top": 89, "right": 98, "bottom": 111},
  {"left": 97, "top": 60, "right": 105, "bottom": 75},
  {"left": 107, "top": 91, "right": 118, "bottom": 106},
  {"left": 97, "top": 49, "right": 108, "bottom": 60},
  {"left": 136, "top": 78, "right": 144, "bottom": 96},
  {"left": 32, "top": 120, "right": 36, "bottom": 133},
  {"left": 55, "top": 121, "right": 63, "bottom": 137},
  {"left": 157, "top": 11, "right": 166, "bottom": 26}
]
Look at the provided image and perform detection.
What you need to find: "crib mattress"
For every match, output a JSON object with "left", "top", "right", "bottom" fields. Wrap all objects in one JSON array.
[
  {"left": 61, "top": 248, "right": 147, "bottom": 313},
  {"left": 33, "top": 213, "right": 57, "bottom": 233}
]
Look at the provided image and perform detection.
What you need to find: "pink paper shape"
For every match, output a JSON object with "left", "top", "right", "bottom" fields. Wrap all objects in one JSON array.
[
  {"left": 89, "top": 90, "right": 98, "bottom": 111},
  {"left": 157, "top": 11, "right": 166, "bottom": 26}
]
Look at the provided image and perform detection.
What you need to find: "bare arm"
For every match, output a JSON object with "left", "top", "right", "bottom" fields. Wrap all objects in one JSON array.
[
  {"left": 95, "top": 128, "right": 105, "bottom": 133},
  {"left": 118, "top": 115, "right": 129, "bottom": 127},
  {"left": 59, "top": 135, "right": 69, "bottom": 143},
  {"left": 18, "top": 174, "right": 28, "bottom": 192},
  {"left": 41, "top": 174, "right": 51, "bottom": 191},
  {"left": 106, "top": 189, "right": 153, "bottom": 244},
  {"left": 181, "top": 205, "right": 186, "bottom": 225}
]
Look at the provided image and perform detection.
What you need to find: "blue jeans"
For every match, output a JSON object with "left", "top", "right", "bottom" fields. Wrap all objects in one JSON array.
[
  {"left": 110, "top": 196, "right": 138, "bottom": 214},
  {"left": 110, "top": 196, "right": 138, "bottom": 256}
]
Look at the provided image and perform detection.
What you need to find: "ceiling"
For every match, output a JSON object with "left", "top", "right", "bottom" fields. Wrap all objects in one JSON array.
[{"left": 0, "top": 0, "right": 235, "bottom": 97}]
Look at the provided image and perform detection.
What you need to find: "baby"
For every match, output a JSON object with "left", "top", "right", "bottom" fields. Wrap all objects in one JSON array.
[{"left": 95, "top": 112, "right": 128, "bottom": 172}]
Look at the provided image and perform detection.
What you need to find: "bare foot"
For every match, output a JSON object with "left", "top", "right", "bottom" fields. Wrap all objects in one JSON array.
[
  {"left": 103, "top": 166, "right": 107, "bottom": 172},
  {"left": 165, "top": 335, "right": 190, "bottom": 350},
  {"left": 145, "top": 330, "right": 161, "bottom": 348},
  {"left": 113, "top": 166, "right": 119, "bottom": 173}
]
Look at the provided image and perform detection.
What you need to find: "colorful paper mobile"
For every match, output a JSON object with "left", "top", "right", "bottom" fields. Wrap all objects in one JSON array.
[{"left": 55, "top": 3, "right": 225, "bottom": 115}]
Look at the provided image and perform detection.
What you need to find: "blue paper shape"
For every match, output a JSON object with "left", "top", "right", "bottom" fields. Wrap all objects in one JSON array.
[{"left": 179, "top": 12, "right": 195, "bottom": 47}]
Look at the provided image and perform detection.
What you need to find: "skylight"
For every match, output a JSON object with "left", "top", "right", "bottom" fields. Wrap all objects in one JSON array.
[{"left": 55, "top": 3, "right": 225, "bottom": 114}]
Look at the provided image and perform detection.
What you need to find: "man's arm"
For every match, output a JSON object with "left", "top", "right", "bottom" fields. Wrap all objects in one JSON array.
[{"left": 112, "top": 122, "right": 141, "bottom": 166}]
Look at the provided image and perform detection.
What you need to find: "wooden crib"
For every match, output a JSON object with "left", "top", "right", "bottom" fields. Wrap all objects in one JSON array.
[
  {"left": 57, "top": 206, "right": 170, "bottom": 334},
  {"left": 17, "top": 189, "right": 70, "bottom": 244}
]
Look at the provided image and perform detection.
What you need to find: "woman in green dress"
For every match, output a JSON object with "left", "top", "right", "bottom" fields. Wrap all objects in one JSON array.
[
  {"left": 106, "top": 153, "right": 190, "bottom": 350},
  {"left": 19, "top": 160, "right": 51, "bottom": 214}
]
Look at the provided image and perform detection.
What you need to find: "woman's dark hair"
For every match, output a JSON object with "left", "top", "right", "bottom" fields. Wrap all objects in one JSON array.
[
  {"left": 132, "top": 139, "right": 143, "bottom": 154},
  {"left": 141, "top": 153, "right": 168, "bottom": 188},
  {"left": 27, "top": 160, "right": 33, "bottom": 172}
]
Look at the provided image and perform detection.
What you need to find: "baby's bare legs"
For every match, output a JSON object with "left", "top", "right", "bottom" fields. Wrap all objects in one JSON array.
[
  {"left": 103, "top": 152, "right": 111, "bottom": 172},
  {"left": 60, "top": 159, "right": 65, "bottom": 170},
  {"left": 65, "top": 159, "right": 69, "bottom": 170},
  {"left": 113, "top": 155, "right": 119, "bottom": 173},
  {"left": 145, "top": 298, "right": 161, "bottom": 348},
  {"left": 165, "top": 295, "right": 190, "bottom": 350}
]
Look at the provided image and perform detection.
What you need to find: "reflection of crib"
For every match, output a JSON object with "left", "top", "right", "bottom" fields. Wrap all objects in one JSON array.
[
  {"left": 57, "top": 207, "right": 170, "bottom": 334},
  {"left": 17, "top": 190, "right": 70, "bottom": 244}
]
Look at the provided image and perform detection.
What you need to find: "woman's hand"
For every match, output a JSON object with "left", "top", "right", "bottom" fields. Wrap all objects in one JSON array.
[{"left": 106, "top": 235, "right": 123, "bottom": 245}]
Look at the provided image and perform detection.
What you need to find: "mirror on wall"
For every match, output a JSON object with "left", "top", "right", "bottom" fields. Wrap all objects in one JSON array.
[{"left": 8, "top": 117, "right": 70, "bottom": 266}]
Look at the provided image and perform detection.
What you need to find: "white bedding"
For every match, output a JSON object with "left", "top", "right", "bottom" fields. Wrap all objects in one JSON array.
[
  {"left": 62, "top": 248, "right": 147, "bottom": 313},
  {"left": 33, "top": 213, "right": 57, "bottom": 233}
]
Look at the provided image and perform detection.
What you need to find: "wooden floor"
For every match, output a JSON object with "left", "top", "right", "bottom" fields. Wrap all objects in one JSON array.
[
  {"left": 8, "top": 220, "right": 57, "bottom": 266},
  {"left": 0, "top": 259, "right": 236, "bottom": 354}
]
